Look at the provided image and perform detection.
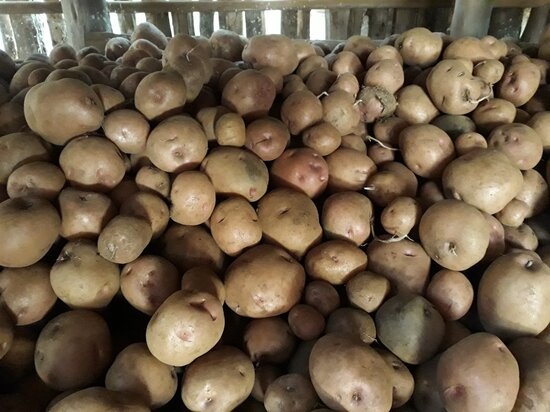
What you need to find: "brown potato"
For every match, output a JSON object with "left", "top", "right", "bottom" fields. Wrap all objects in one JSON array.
[
  {"left": 331, "top": 51, "right": 363, "bottom": 76},
  {"left": 366, "top": 238, "right": 431, "bottom": 295},
  {"left": 439, "top": 320, "right": 471, "bottom": 351},
  {"left": 135, "top": 165, "right": 170, "bottom": 198},
  {"left": 454, "top": 132, "right": 487, "bottom": 155},
  {"left": 182, "top": 346, "right": 254, "bottom": 412},
  {"left": 264, "top": 374, "right": 318, "bottom": 412},
  {"left": 135, "top": 71, "right": 187, "bottom": 121},
  {"left": 437, "top": 333, "right": 519, "bottom": 412},
  {"left": 0, "top": 197, "right": 60, "bottom": 268},
  {"left": 473, "top": 59, "right": 505, "bottom": 84},
  {"left": 301, "top": 121, "right": 341, "bottom": 156},
  {"left": 35, "top": 310, "right": 112, "bottom": 391},
  {"left": 420, "top": 199, "right": 490, "bottom": 271},
  {"left": 322, "top": 90, "right": 361, "bottom": 135},
  {"left": 505, "top": 222, "right": 539, "bottom": 251},
  {"left": 309, "top": 334, "right": 393, "bottom": 412},
  {"left": 45, "top": 67, "right": 91, "bottom": 84},
  {"left": 527, "top": 111, "right": 550, "bottom": 150},
  {"left": 50, "top": 43, "right": 77, "bottom": 65},
  {"left": 201, "top": 147, "right": 269, "bottom": 201},
  {"left": 442, "top": 149, "right": 524, "bottom": 214},
  {"left": 106, "top": 342, "right": 177, "bottom": 409},
  {"left": 395, "top": 27, "right": 443, "bottom": 67},
  {"left": 516, "top": 169, "right": 549, "bottom": 218},
  {"left": 258, "top": 187, "right": 322, "bottom": 257},
  {"left": 381, "top": 196, "right": 422, "bottom": 237},
  {"left": 497, "top": 61, "right": 541, "bottom": 107},
  {"left": 170, "top": 171, "right": 215, "bottom": 226},
  {"left": 210, "top": 29, "right": 246, "bottom": 61},
  {"left": 242, "top": 35, "right": 299, "bottom": 76},
  {"left": 60, "top": 136, "right": 126, "bottom": 192},
  {"left": 364, "top": 59, "right": 404, "bottom": 94},
  {"left": 326, "top": 147, "right": 377, "bottom": 192},
  {"left": 366, "top": 45, "right": 403, "bottom": 68},
  {"left": 48, "top": 387, "right": 149, "bottom": 412},
  {"left": 222, "top": 69, "right": 276, "bottom": 120},
  {"left": 426, "top": 270, "right": 474, "bottom": 321},
  {"left": 0, "top": 100, "right": 25, "bottom": 135},
  {"left": 365, "top": 161, "right": 418, "bottom": 207},
  {"left": 119, "top": 71, "right": 148, "bottom": 99},
  {"left": 373, "top": 116, "right": 409, "bottom": 146},
  {"left": 395, "top": 85, "right": 439, "bottom": 124},
  {"left": 488, "top": 123, "right": 543, "bottom": 170},
  {"left": 376, "top": 349, "right": 414, "bottom": 408},
  {"left": 443, "top": 37, "right": 499, "bottom": 62},
  {"left": 343, "top": 35, "right": 376, "bottom": 60},
  {"left": 110, "top": 65, "right": 139, "bottom": 87},
  {"left": 215, "top": 112, "right": 246, "bottom": 147},
  {"left": 131, "top": 21, "right": 168, "bottom": 49},
  {"left": 306, "top": 68, "right": 337, "bottom": 95},
  {"left": 245, "top": 116, "right": 290, "bottom": 161},
  {"left": 121, "top": 255, "right": 180, "bottom": 315},
  {"left": 102, "top": 109, "right": 150, "bottom": 154},
  {"left": 196, "top": 105, "right": 230, "bottom": 142},
  {"left": 251, "top": 364, "right": 283, "bottom": 403},
  {"left": 471, "top": 98, "right": 516, "bottom": 134},
  {"left": 28, "top": 67, "right": 53, "bottom": 86},
  {"left": 244, "top": 317, "right": 296, "bottom": 363},
  {"left": 224, "top": 244, "right": 305, "bottom": 318},
  {"left": 50, "top": 239, "right": 119, "bottom": 309},
  {"left": 98, "top": 215, "right": 152, "bottom": 264},
  {"left": 288, "top": 304, "right": 325, "bottom": 341},
  {"left": 0, "top": 132, "right": 51, "bottom": 185},
  {"left": 91, "top": 84, "right": 125, "bottom": 111},
  {"left": 6, "top": 161, "right": 65, "bottom": 200},
  {"left": 304, "top": 280, "right": 340, "bottom": 316},
  {"left": 367, "top": 143, "right": 395, "bottom": 165},
  {"left": 413, "top": 355, "right": 444, "bottom": 412},
  {"left": 328, "top": 72, "right": 360, "bottom": 97},
  {"left": 305, "top": 240, "right": 368, "bottom": 285},
  {"left": 346, "top": 270, "right": 390, "bottom": 313},
  {"left": 136, "top": 56, "right": 163, "bottom": 72},
  {"left": 181, "top": 266, "right": 225, "bottom": 304},
  {"left": 146, "top": 115, "right": 208, "bottom": 173},
  {"left": 161, "top": 224, "right": 225, "bottom": 273},
  {"left": 326, "top": 307, "right": 376, "bottom": 344},
  {"left": 482, "top": 212, "right": 506, "bottom": 264},
  {"left": 146, "top": 290, "right": 224, "bottom": 366},
  {"left": 11, "top": 62, "right": 52, "bottom": 94},
  {"left": 296, "top": 55, "right": 328, "bottom": 80},
  {"left": 210, "top": 196, "right": 262, "bottom": 256},
  {"left": 376, "top": 293, "right": 445, "bottom": 364},
  {"left": 0, "top": 327, "right": 35, "bottom": 384},
  {"left": 259, "top": 67, "right": 283, "bottom": 93},
  {"left": 496, "top": 198, "right": 529, "bottom": 227},
  {"left": 280, "top": 90, "right": 323, "bottom": 136}
]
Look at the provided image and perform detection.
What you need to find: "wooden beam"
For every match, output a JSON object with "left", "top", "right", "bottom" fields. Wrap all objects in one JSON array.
[
  {"left": 489, "top": 7, "right": 524, "bottom": 38},
  {"left": 450, "top": 0, "right": 494, "bottom": 37},
  {"left": 521, "top": 5, "right": 550, "bottom": 42},
  {"left": 60, "top": 0, "right": 112, "bottom": 50}
]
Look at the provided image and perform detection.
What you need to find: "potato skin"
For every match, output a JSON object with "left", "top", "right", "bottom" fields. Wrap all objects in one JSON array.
[
  {"left": 264, "top": 373, "right": 318, "bottom": 412},
  {"left": 426, "top": 270, "right": 474, "bottom": 321},
  {"left": 222, "top": 69, "right": 276, "bottom": 120}
]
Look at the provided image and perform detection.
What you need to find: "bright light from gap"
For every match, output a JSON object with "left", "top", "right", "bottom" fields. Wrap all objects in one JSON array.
[
  {"left": 264, "top": 10, "right": 281, "bottom": 34},
  {"left": 193, "top": 12, "right": 200, "bottom": 35},
  {"left": 310, "top": 9, "right": 326, "bottom": 40},
  {"left": 214, "top": 12, "right": 220, "bottom": 32},
  {"left": 110, "top": 13, "right": 121, "bottom": 34}
]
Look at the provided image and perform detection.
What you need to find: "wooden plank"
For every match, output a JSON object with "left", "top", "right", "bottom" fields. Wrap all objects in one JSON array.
[
  {"left": 281, "top": 10, "right": 298, "bottom": 38},
  {"left": 45, "top": 0, "right": 65, "bottom": 44},
  {"left": 521, "top": 5, "right": 549, "bottom": 42},
  {"left": 429, "top": 7, "right": 453, "bottom": 33},
  {"left": 296, "top": 9, "right": 310, "bottom": 39},
  {"left": 365, "top": 8, "right": 395, "bottom": 39},
  {"left": 219, "top": 0, "right": 243, "bottom": 34},
  {"left": 60, "top": 0, "right": 112, "bottom": 51},
  {"left": 200, "top": 12, "right": 215, "bottom": 37},
  {"left": 450, "top": 0, "right": 494, "bottom": 37},
  {"left": 245, "top": 11, "right": 264, "bottom": 36},
  {"left": 172, "top": 11, "right": 193, "bottom": 35},
  {"left": 348, "top": 9, "right": 365, "bottom": 38},
  {"left": 489, "top": 7, "right": 524, "bottom": 38},
  {"left": 394, "top": 8, "right": 418, "bottom": 33},
  {"left": 145, "top": 13, "right": 171, "bottom": 36},
  {"left": 326, "top": 10, "right": 350, "bottom": 40},
  {"left": 9, "top": 0, "right": 46, "bottom": 59},
  {"left": 0, "top": 14, "right": 16, "bottom": 58},
  {"left": 116, "top": 0, "right": 136, "bottom": 34}
]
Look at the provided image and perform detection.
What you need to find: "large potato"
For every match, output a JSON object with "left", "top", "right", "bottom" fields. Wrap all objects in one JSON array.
[
  {"left": 497, "top": 61, "right": 541, "bottom": 107},
  {"left": 280, "top": 90, "right": 323, "bottom": 135},
  {"left": 395, "top": 27, "right": 442, "bottom": 67},
  {"left": 364, "top": 59, "right": 404, "bottom": 94},
  {"left": 7, "top": 161, "right": 65, "bottom": 200},
  {"left": 322, "top": 90, "right": 361, "bottom": 135},
  {"left": 134, "top": 70, "right": 187, "bottom": 121},
  {"left": 131, "top": 21, "right": 168, "bottom": 49},
  {"left": 245, "top": 116, "right": 289, "bottom": 161},
  {"left": 222, "top": 69, "right": 276, "bottom": 120},
  {"left": 395, "top": 85, "right": 439, "bottom": 124},
  {"left": 488, "top": 123, "right": 543, "bottom": 170},
  {"left": 471, "top": 98, "right": 516, "bottom": 134},
  {"left": 244, "top": 317, "right": 296, "bottom": 364},
  {"left": 242, "top": 35, "right": 299, "bottom": 76}
]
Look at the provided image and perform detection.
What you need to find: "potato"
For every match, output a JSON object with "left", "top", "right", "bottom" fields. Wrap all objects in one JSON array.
[
  {"left": 470, "top": 98, "right": 514, "bottom": 134},
  {"left": 161, "top": 224, "right": 225, "bottom": 273},
  {"left": 326, "top": 147, "right": 377, "bottom": 192},
  {"left": 110, "top": 65, "right": 139, "bottom": 87},
  {"left": 245, "top": 116, "right": 289, "bottom": 161},
  {"left": 264, "top": 374, "right": 318, "bottom": 412},
  {"left": 527, "top": 111, "right": 550, "bottom": 150},
  {"left": 288, "top": 304, "right": 325, "bottom": 341},
  {"left": 326, "top": 307, "right": 376, "bottom": 344},
  {"left": 516, "top": 169, "right": 549, "bottom": 218},
  {"left": 453, "top": 132, "right": 486, "bottom": 156},
  {"left": 343, "top": 35, "right": 376, "bottom": 60},
  {"left": 0, "top": 100, "right": 25, "bottom": 135},
  {"left": 376, "top": 293, "right": 445, "bottom": 364},
  {"left": 366, "top": 45, "right": 403, "bottom": 67},
  {"left": 413, "top": 355, "right": 444, "bottom": 412},
  {"left": 181, "top": 266, "right": 225, "bottom": 304},
  {"left": 0, "top": 197, "right": 60, "bottom": 268},
  {"left": 508, "top": 337, "right": 550, "bottom": 411},
  {"left": 427, "top": 59, "right": 491, "bottom": 115},
  {"left": 252, "top": 364, "right": 283, "bottom": 402},
  {"left": 0, "top": 307, "right": 14, "bottom": 360},
  {"left": 505, "top": 223, "right": 539, "bottom": 251},
  {"left": 134, "top": 71, "right": 186, "bottom": 121},
  {"left": 442, "top": 149, "right": 524, "bottom": 214},
  {"left": 496, "top": 198, "right": 529, "bottom": 227},
  {"left": 136, "top": 165, "right": 170, "bottom": 198},
  {"left": 497, "top": 61, "right": 541, "bottom": 107},
  {"left": 304, "top": 280, "right": 340, "bottom": 316},
  {"left": 381, "top": 196, "right": 422, "bottom": 237},
  {"left": 98, "top": 215, "right": 152, "bottom": 264},
  {"left": 355, "top": 85, "right": 396, "bottom": 123},
  {"left": 321, "top": 191, "right": 373, "bottom": 246},
  {"left": 197, "top": 105, "right": 230, "bottom": 142},
  {"left": 24, "top": 78, "right": 104, "bottom": 145},
  {"left": 119, "top": 71, "right": 149, "bottom": 99},
  {"left": 420, "top": 199, "right": 490, "bottom": 271},
  {"left": 136, "top": 56, "right": 162, "bottom": 72},
  {"left": 28, "top": 67, "right": 53, "bottom": 86},
  {"left": 215, "top": 112, "right": 246, "bottom": 147},
  {"left": 91, "top": 84, "right": 124, "bottom": 111},
  {"left": 365, "top": 161, "right": 418, "bottom": 207},
  {"left": 301, "top": 121, "right": 341, "bottom": 156},
  {"left": 0, "top": 327, "right": 36, "bottom": 385},
  {"left": 322, "top": 90, "right": 361, "bottom": 134},
  {"left": 346, "top": 270, "right": 390, "bottom": 313},
  {"left": 241, "top": 34, "right": 297, "bottom": 74},
  {"left": 209, "top": 29, "right": 246, "bottom": 61},
  {"left": 309, "top": 334, "right": 393, "bottom": 412},
  {"left": 0, "top": 132, "right": 51, "bottom": 186},
  {"left": 121, "top": 255, "right": 180, "bottom": 315},
  {"left": 202, "top": 147, "right": 268, "bottom": 202},
  {"left": 296, "top": 55, "right": 328, "bottom": 80},
  {"left": 376, "top": 349, "right": 414, "bottom": 408},
  {"left": 395, "top": 28, "right": 443, "bottom": 67},
  {"left": 305, "top": 240, "right": 368, "bottom": 285},
  {"left": 224, "top": 244, "right": 305, "bottom": 318},
  {"left": 146, "top": 115, "right": 208, "bottom": 173},
  {"left": 104, "top": 37, "right": 131, "bottom": 61},
  {"left": 443, "top": 37, "right": 498, "bottom": 62},
  {"left": 102, "top": 109, "right": 150, "bottom": 154},
  {"left": 373, "top": 116, "right": 409, "bottom": 146},
  {"left": 367, "top": 143, "right": 395, "bottom": 165},
  {"left": 364, "top": 59, "right": 404, "bottom": 94},
  {"left": 170, "top": 171, "right": 215, "bottom": 226},
  {"left": 131, "top": 21, "right": 167, "bottom": 49},
  {"left": 244, "top": 317, "right": 296, "bottom": 363},
  {"left": 399, "top": 124, "right": 455, "bottom": 179},
  {"left": 306, "top": 68, "right": 337, "bottom": 95},
  {"left": 11, "top": 62, "right": 52, "bottom": 94},
  {"left": 473, "top": 59, "right": 505, "bottom": 84},
  {"left": 328, "top": 72, "right": 360, "bottom": 97},
  {"left": 437, "top": 333, "right": 519, "bottom": 412},
  {"left": 222, "top": 69, "right": 276, "bottom": 120},
  {"left": 480, "top": 212, "right": 506, "bottom": 264},
  {"left": 105, "top": 342, "right": 177, "bottom": 409},
  {"left": 163, "top": 34, "right": 208, "bottom": 67},
  {"left": 280, "top": 90, "right": 323, "bottom": 136},
  {"left": 50, "top": 44, "right": 76, "bottom": 66},
  {"left": 60, "top": 136, "right": 126, "bottom": 192},
  {"left": 331, "top": 51, "right": 363, "bottom": 76},
  {"left": 394, "top": 85, "right": 439, "bottom": 124},
  {"left": 488, "top": 123, "right": 543, "bottom": 170},
  {"left": 282, "top": 74, "right": 307, "bottom": 98},
  {"left": 6, "top": 161, "right": 65, "bottom": 200},
  {"left": 426, "top": 270, "right": 473, "bottom": 321},
  {"left": 35, "top": 310, "right": 111, "bottom": 391},
  {"left": 48, "top": 387, "right": 149, "bottom": 412},
  {"left": 182, "top": 346, "right": 254, "bottom": 412}
]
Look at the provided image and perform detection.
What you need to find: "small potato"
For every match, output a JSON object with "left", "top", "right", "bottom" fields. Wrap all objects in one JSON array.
[
  {"left": 301, "top": 121, "right": 341, "bottom": 156},
  {"left": 135, "top": 71, "right": 187, "bottom": 121},
  {"left": 527, "top": 111, "right": 550, "bottom": 152},
  {"left": 395, "top": 85, "right": 439, "bottom": 125},
  {"left": 146, "top": 290, "right": 224, "bottom": 367},
  {"left": 35, "top": 310, "right": 112, "bottom": 391},
  {"left": 0, "top": 132, "right": 51, "bottom": 185},
  {"left": 91, "top": 84, "right": 125, "bottom": 111},
  {"left": 102, "top": 109, "right": 150, "bottom": 154},
  {"left": 280, "top": 90, "right": 323, "bottom": 136},
  {"left": 376, "top": 349, "right": 414, "bottom": 408},
  {"left": 296, "top": 55, "right": 328, "bottom": 80},
  {"left": 473, "top": 59, "right": 505, "bottom": 84},
  {"left": 245, "top": 117, "right": 290, "bottom": 161},
  {"left": 110, "top": 65, "right": 139, "bottom": 87},
  {"left": 120, "top": 191, "right": 169, "bottom": 239},
  {"left": 322, "top": 90, "right": 361, "bottom": 135},
  {"left": 288, "top": 304, "right": 325, "bottom": 341},
  {"left": 136, "top": 56, "right": 163, "bottom": 72},
  {"left": 282, "top": 74, "right": 308, "bottom": 98},
  {"left": 264, "top": 374, "right": 318, "bottom": 412},
  {"left": 0, "top": 327, "right": 35, "bottom": 384},
  {"left": 373, "top": 116, "right": 409, "bottom": 146},
  {"left": 426, "top": 270, "right": 474, "bottom": 321},
  {"left": 215, "top": 112, "right": 246, "bottom": 147},
  {"left": 260, "top": 67, "right": 284, "bottom": 93},
  {"left": 326, "top": 147, "right": 377, "bottom": 192},
  {"left": 367, "top": 143, "right": 395, "bottom": 165},
  {"left": 322, "top": 191, "right": 372, "bottom": 246},
  {"left": 365, "top": 161, "right": 418, "bottom": 207},
  {"left": 50, "top": 43, "right": 77, "bottom": 65},
  {"left": 181, "top": 266, "right": 225, "bottom": 304},
  {"left": 6, "top": 161, "right": 65, "bottom": 200},
  {"left": 454, "top": 132, "right": 487, "bottom": 155},
  {"left": 328, "top": 72, "right": 360, "bottom": 97},
  {"left": 304, "top": 280, "right": 340, "bottom": 316},
  {"left": 366, "top": 45, "right": 403, "bottom": 68},
  {"left": 497, "top": 61, "right": 541, "bottom": 107},
  {"left": 504, "top": 223, "right": 539, "bottom": 251},
  {"left": 305, "top": 240, "right": 368, "bottom": 285},
  {"left": 182, "top": 346, "right": 254, "bottom": 412},
  {"left": 244, "top": 317, "right": 296, "bottom": 363},
  {"left": 343, "top": 35, "right": 377, "bottom": 61},
  {"left": 135, "top": 165, "right": 170, "bottom": 198},
  {"left": 331, "top": 51, "right": 363, "bottom": 76},
  {"left": 197, "top": 105, "right": 230, "bottom": 142},
  {"left": 46, "top": 68, "right": 91, "bottom": 84},
  {"left": 488, "top": 123, "right": 543, "bottom": 170},
  {"left": 472, "top": 98, "right": 516, "bottom": 134},
  {"left": 170, "top": 171, "right": 216, "bottom": 226},
  {"left": 326, "top": 307, "right": 376, "bottom": 344},
  {"left": 210, "top": 29, "right": 246, "bottom": 61},
  {"left": 395, "top": 27, "right": 443, "bottom": 67},
  {"left": 257, "top": 188, "right": 322, "bottom": 259},
  {"left": 364, "top": 59, "right": 404, "bottom": 94},
  {"left": 495, "top": 198, "right": 529, "bottom": 227},
  {"left": 516, "top": 169, "right": 549, "bottom": 218},
  {"left": 210, "top": 197, "right": 261, "bottom": 256},
  {"left": 121, "top": 255, "right": 180, "bottom": 315},
  {"left": 222, "top": 69, "right": 276, "bottom": 120},
  {"left": 98, "top": 215, "right": 152, "bottom": 264},
  {"left": 381, "top": 196, "right": 422, "bottom": 237},
  {"left": 346, "top": 270, "right": 390, "bottom": 313},
  {"left": 305, "top": 68, "right": 337, "bottom": 96}
]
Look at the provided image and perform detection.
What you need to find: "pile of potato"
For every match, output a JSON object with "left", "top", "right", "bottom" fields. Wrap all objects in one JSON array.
[{"left": 0, "top": 20, "right": 550, "bottom": 412}]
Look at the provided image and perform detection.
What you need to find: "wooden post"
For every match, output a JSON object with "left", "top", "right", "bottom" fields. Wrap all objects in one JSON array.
[
  {"left": 60, "top": 0, "right": 112, "bottom": 50},
  {"left": 450, "top": 0, "right": 494, "bottom": 38},
  {"left": 172, "top": 11, "right": 193, "bottom": 35},
  {"left": 489, "top": 7, "right": 523, "bottom": 38},
  {"left": 326, "top": 10, "right": 350, "bottom": 40},
  {"left": 430, "top": 8, "right": 453, "bottom": 33},
  {"left": 116, "top": 0, "right": 136, "bottom": 35},
  {"left": 522, "top": 5, "right": 549, "bottom": 42},
  {"left": 245, "top": 11, "right": 264, "bottom": 37},
  {"left": 45, "top": 0, "right": 66, "bottom": 44},
  {"left": 348, "top": 9, "right": 366, "bottom": 38},
  {"left": 9, "top": 0, "right": 46, "bottom": 59},
  {"left": 0, "top": 14, "right": 17, "bottom": 58},
  {"left": 365, "top": 8, "right": 395, "bottom": 39},
  {"left": 296, "top": 9, "right": 310, "bottom": 39},
  {"left": 200, "top": 12, "right": 215, "bottom": 37},
  {"left": 394, "top": 9, "right": 418, "bottom": 33},
  {"left": 282, "top": 10, "right": 298, "bottom": 38}
]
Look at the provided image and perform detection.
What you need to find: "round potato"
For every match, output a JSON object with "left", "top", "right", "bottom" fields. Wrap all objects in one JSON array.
[
  {"left": 488, "top": 123, "right": 543, "bottom": 170},
  {"left": 326, "top": 307, "right": 376, "bottom": 344},
  {"left": 304, "top": 280, "right": 340, "bottom": 316},
  {"left": 306, "top": 68, "right": 337, "bottom": 95},
  {"left": 170, "top": 171, "right": 215, "bottom": 226},
  {"left": 426, "top": 270, "right": 474, "bottom": 321},
  {"left": 98, "top": 215, "right": 152, "bottom": 264},
  {"left": 102, "top": 109, "right": 150, "bottom": 154},
  {"left": 264, "top": 374, "right": 318, "bottom": 412},
  {"left": 364, "top": 161, "right": 418, "bottom": 207},
  {"left": 222, "top": 69, "right": 276, "bottom": 120},
  {"left": 215, "top": 112, "right": 246, "bottom": 147},
  {"left": 346, "top": 270, "right": 390, "bottom": 313},
  {"left": 497, "top": 61, "right": 541, "bottom": 107},
  {"left": 395, "top": 85, "right": 439, "bottom": 124},
  {"left": 366, "top": 45, "right": 403, "bottom": 67},
  {"left": 244, "top": 317, "right": 296, "bottom": 364},
  {"left": 288, "top": 304, "right": 325, "bottom": 341},
  {"left": 91, "top": 84, "right": 125, "bottom": 111},
  {"left": 135, "top": 71, "right": 187, "bottom": 121},
  {"left": 326, "top": 147, "right": 377, "bottom": 192},
  {"left": 7, "top": 161, "right": 65, "bottom": 200},
  {"left": 376, "top": 349, "right": 414, "bottom": 408},
  {"left": 245, "top": 116, "right": 290, "bottom": 161},
  {"left": 135, "top": 165, "right": 170, "bottom": 198},
  {"left": 181, "top": 266, "right": 225, "bottom": 304},
  {"left": 364, "top": 59, "right": 404, "bottom": 94},
  {"left": 210, "top": 29, "right": 246, "bottom": 61},
  {"left": 301, "top": 121, "right": 341, "bottom": 156},
  {"left": 527, "top": 111, "right": 550, "bottom": 150},
  {"left": 395, "top": 27, "right": 443, "bottom": 67},
  {"left": 473, "top": 59, "right": 505, "bottom": 84},
  {"left": 413, "top": 355, "right": 445, "bottom": 412},
  {"left": 322, "top": 90, "right": 361, "bottom": 134},
  {"left": 0, "top": 132, "right": 51, "bottom": 185},
  {"left": 472, "top": 98, "right": 516, "bottom": 134},
  {"left": 280, "top": 90, "right": 323, "bottom": 136},
  {"left": 381, "top": 196, "right": 422, "bottom": 237},
  {"left": 454, "top": 132, "right": 487, "bottom": 155},
  {"left": 242, "top": 35, "right": 299, "bottom": 76}
]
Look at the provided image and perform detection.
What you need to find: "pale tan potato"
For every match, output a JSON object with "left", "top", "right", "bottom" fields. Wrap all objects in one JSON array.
[
  {"left": 473, "top": 59, "right": 505, "bottom": 84},
  {"left": 346, "top": 270, "right": 390, "bottom": 313},
  {"left": 488, "top": 123, "right": 543, "bottom": 170},
  {"left": 471, "top": 98, "right": 516, "bottom": 134},
  {"left": 304, "top": 280, "right": 340, "bottom": 316},
  {"left": 121, "top": 255, "right": 180, "bottom": 315},
  {"left": 97, "top": 215, "right": 152, "bottom": 264},
  {"left": 135, "top": 70, "right": 187, "bottom": 121},
  {"left": 245, "top": 116, "right": 290, "bottom": 161},
  {"left": 443, "top": 37, "right": 499, "bottom": 62},
  {"left": 196, "top": 105, "right": 230, "bottom": 142},
  {"left": 296, "top": 55, "right": 328, "bottom": 80},
  {"left": 366, "top": 45, "right": 403, "bottom": 68},
  {"left": 120, "top": 191, "right": 169, "bottom": 239},
  {"left": 280, "top": 90, "right": 323, "bottom": 136},
  {"left": 365, "top": 161, "right": 418, "bottom": 207},
  {"left": 322, "top": 90, "right": 361, "bottom": 135},
  {"left": 0, "top": 132, "right": 51, "bottom": 185},
  {"left": 504, "top": 223, "right": 539, "bottom": 251},
  {"left": 215, "top": 112, "right": 246, "bottom": 147},
  {"left": 364, "top": 59, "right": 404, "bottom": 94},
  {"left": 328, "top": 72, "right": 360, "bottom": 97},
  {"left": 242, "top": 35, "right": 299, "bottom": 76},
  {"left": 50, "top": 240, "right": 120, "bottom": 309},
  {"left": 395, "top": 27, "right": 443, "bottom": 67},
  {"left": 181, "top": 266, "right": 225, "bottom": 304},
  {"left": 210, "top": 197, "right": 261, "bottom": 256},
  {"left": 48, "top": 387, "right": 149, "bottom": 412},
  {"left": 6, "top": 161, "right": 65, "bottom": 200},
  {"left": 170, "top": 171, "right": 216, "bottom": 226},
  {"left": 343, "top": 35, "right": 377, "bottom": 60},
  {"left": 497, "top": 61, "right": 541, "bottom": 107},
  {"left": 367, "top": 143, "right": 396, "bottom": 165},
  {"left": 326, "top": 147, "right": 377, "bottom": 192},
  {"left": 527, "top": 111, "right": 550, "bottom": 151},
  {"left": 373, "top": 116, "right": 409, "bottom": 146},
  {"left": 380, "top": 196, "right": 422, "bottom": 237},
  {"left": 135, "top": 165, "right": 170, "bottom": 198},
  {"left": 106, "top": 342, "right": 177, "bottom": 409},
  {"left": 376, "top": 349, "right": 414, "bottom": 408},
  {"left": 91, "top": 84, "right": 125, "bottom": 111},
  {"left": 426, "top": 270, "right": 474, "bottom": 321},
  {"left": 495, "top": 199, "right": 529, "bottom": 227},
  {"left": 326, "top": 307, "right": 376, "bottom": 344},
  {"left": 516, "top": 169, "right": 549, "bottom": 218},
  {"left": 301, "top": 121, "right": 341, "bottom": 156},
  {"left": 395, "top": 85, "right": 439, "bottom": 124},
  {"left": 454, "top": 132, "right": 487, "bottom": 155},
  {"left": 102, "top": 109, "right": 150, "bottom": 154}
]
